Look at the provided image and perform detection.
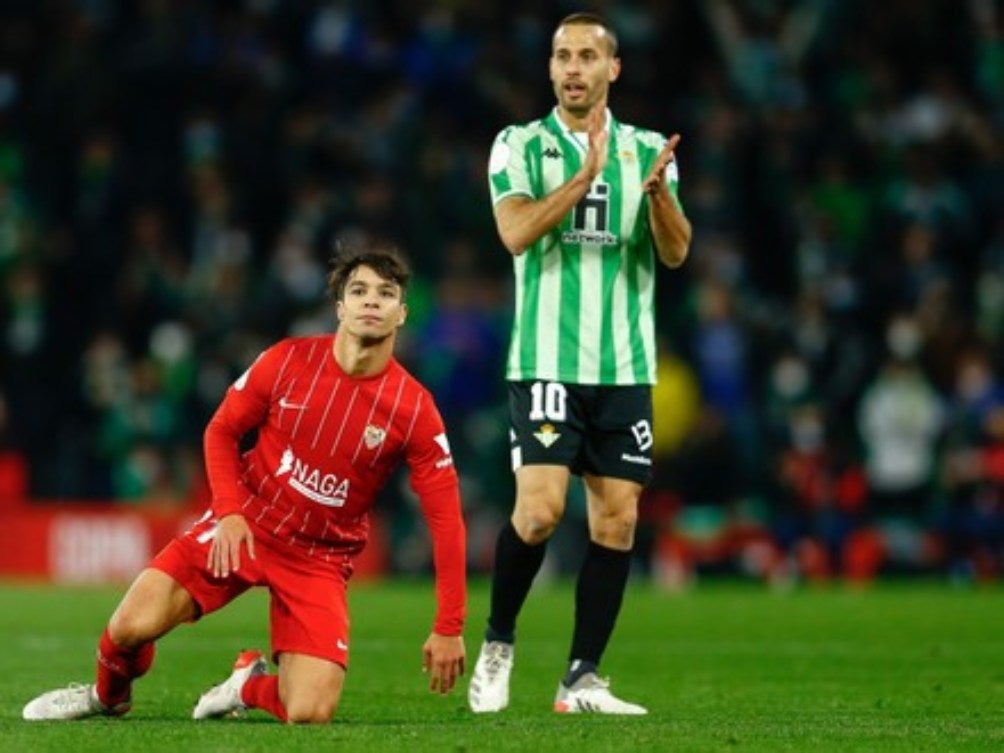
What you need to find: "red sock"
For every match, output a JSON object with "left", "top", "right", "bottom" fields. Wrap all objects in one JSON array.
[
  {"left": 95, "top": 628, "right": 155, "bottom": 709},
  {"left": 241, "top": 674, "right": 287, "bottom": 722}
]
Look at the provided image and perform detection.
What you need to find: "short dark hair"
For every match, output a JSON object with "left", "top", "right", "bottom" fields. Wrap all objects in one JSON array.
[
  {"left": 327, "top": 244, "right": 411, "bottom": 301},
  {"left": 555, "top": 12, "right": 618, "bottom": 56}
]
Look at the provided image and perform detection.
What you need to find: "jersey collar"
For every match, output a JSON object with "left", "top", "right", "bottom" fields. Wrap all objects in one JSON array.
[{"left": 548, "top": 107, "right": 615, "bottom": 155}]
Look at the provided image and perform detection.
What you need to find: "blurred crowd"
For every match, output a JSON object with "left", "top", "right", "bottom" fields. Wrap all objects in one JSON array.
[{"left": 1, "top": 0, "right": 1003, "bottom": 584}]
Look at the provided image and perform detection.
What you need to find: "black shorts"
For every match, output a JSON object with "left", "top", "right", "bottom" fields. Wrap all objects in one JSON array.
[{"left": 508, "top": 380, "right": 654, "bottom": 485}]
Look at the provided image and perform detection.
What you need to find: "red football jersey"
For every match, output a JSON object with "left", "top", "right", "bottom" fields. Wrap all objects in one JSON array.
[{"left": 203, "top": 334, "right": 465, "bottom": 634}]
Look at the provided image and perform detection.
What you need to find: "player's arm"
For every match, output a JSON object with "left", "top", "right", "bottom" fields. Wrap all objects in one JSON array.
[
  {"left": 493, "top": 102, "right": 609, "bottom": 255},
  {"left": 406, "top": 401, "right": 467, "bottom": 693},
  {"left": 643, "top": 134, "right": 692, "bottom": 268},
  {"left": 202, "top": 347, "right": 277, "bottom": 575}
]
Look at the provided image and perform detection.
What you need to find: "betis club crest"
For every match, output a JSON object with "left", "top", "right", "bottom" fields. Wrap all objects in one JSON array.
[{"left": 533, "top": 423, "right": 561, "bottom": 448}]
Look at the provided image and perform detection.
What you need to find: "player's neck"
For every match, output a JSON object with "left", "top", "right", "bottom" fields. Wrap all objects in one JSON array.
[
  {"left": 332, "top": 332, "right": 394, "bottom": 377},
  {"left": 556, "top": 106, "right": 590, "bottom": 132},
  {"left": 556, "top": 104, "right": 606, "bottom": 133}
]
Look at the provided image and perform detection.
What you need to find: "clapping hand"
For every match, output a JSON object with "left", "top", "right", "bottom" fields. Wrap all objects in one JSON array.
[{"left": 642, "top": 134, "right": 680, "bottom": 194}]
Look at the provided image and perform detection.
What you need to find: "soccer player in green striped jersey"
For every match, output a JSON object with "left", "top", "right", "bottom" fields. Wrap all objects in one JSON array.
[{"left": 469, "top": 12, "right": 691, "bottom": 716}]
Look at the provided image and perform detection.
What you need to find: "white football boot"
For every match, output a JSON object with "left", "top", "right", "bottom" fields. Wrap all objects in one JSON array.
[
  {"left": 22, "top": 683, "right": 128, "bottom": 721},
  {"left": 553, "top": 673, "right": 647, "bottom": 715},
  {"left": 192, "top": 650, "right": 267, "bottom": 720},
  {"left": 468, "top": 641, "right": 514, "bottom": 713}
]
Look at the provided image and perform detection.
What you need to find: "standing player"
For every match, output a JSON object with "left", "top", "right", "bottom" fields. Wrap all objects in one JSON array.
[
  {"left": 468, "top": 12, "right": 691, "bottom": 715},
  {"left": 23, "top": 246, "right": 467, "bottom": 723}
]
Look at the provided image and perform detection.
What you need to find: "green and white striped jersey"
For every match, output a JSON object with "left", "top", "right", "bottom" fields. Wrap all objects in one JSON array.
[{"left": 488, "top": 108, "right": 683, "bottom": 386}]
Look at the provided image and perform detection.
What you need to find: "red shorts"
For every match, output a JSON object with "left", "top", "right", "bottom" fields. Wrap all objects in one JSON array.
[{"left": 149, "top": 514, "right": 353, "bottom": 668}]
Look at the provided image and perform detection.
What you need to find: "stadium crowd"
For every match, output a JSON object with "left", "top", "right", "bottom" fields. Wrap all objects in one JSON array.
[{"left": 1, "top": 0, "right": 1003, "bottom": 584}]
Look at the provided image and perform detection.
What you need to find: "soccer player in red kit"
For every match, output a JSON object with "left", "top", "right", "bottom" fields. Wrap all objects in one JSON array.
[{"left": 22, "top": 246, "right": 467, "bottom": 724}]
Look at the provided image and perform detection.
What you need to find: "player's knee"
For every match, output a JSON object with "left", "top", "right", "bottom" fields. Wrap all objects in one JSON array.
[
  {"left": 592, "top": 507, "right": 638, "bottom": 549},
  {"left": 284, "top": 695, "right": 337, "bottom": 724},
  {"left": 514, "top": 505, "right": 561, "bottom": 544},
  {"left": 107, "top": 607, "right": 158, "bottom": 648}
]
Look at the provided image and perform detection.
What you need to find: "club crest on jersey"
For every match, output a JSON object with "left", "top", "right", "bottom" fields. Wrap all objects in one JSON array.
[
  {"left": 364, "top": 425, "right": 387, "bottom": 449},
  {"left": 275, "top": 446, "right": 349, "bottom": 507},
  {"left": 533, "top": 423, "right": 561, "bottom": 449}
]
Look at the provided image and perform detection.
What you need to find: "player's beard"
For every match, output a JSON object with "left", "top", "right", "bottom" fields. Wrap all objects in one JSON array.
[{"left": 557, "top": 82, "right": 602, "bottom": 120}]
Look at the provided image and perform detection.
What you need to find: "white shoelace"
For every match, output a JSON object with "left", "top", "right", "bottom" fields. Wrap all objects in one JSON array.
[
  {"left": 481, "top": 645, "right": 511, "bottom": 679},
  {"left": 54, "top": 684, "right": 94, "bottom": 710}
]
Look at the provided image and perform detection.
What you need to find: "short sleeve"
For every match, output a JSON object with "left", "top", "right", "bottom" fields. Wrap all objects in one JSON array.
[{"left": 488, "top": 126, "right": 533, "bottom": 206}]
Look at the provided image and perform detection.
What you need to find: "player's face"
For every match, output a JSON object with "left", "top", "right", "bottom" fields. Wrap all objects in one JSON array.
[
  {"left": 336, "top": 265, "right": 407, "bottom": 342},
  {"left": 549, "top": 24, "right": 620, "bottom": 118}
]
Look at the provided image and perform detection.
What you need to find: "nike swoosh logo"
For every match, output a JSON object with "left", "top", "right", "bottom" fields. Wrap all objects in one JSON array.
[
  {"left": 336, "top": 639, "right": 348, "bottom": 651},
  {"left": 279, "top": 397, "right": 306, "bottom": 410}
]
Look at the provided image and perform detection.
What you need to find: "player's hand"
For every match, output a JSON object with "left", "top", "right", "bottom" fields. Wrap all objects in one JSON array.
[
  {"left": 207, "top": 513, "right": 255, "bottom": 578},
  {"left": 582, "top": 98, "right": 609, "bottom": 180},
  {"left": 421, "top": 632, "right": 466, "bottom": 695},
  {"left": 643, "top": 134, "right": 680, "bottom": 194}
]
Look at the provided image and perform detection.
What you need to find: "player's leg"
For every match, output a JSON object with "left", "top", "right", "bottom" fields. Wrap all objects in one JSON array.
[
  {"left": 469, "top": 463, "right": 569, "bottom": 712},
  {"left": 195, "top": 545, "right": 349, "bottom": 723},
  {"left": 22, "top": 567, "right": 198, "bottom": 721},
  {"left": 574, "top": 473, "right": 641, "bottom": 667},
  {"left": 277, "top": 652, "right": 346, "bottom": 723},
  {"left": 100, "top": 568, "right": 200, "bottom": 705},
  {"left": 496, "top": 463, "right": 570, "bottom": 632},
  {"left": 553, "top": 473, "right": 646, "bottom": 714},
  {"left": 471, "top": 383, "right": 583, "bottom": 711},
  {"left": 193, "top": 649, "right": 344, "bottom": 724},
  {"left": 555, "top": 385, "right": 650, "bottom": 715}
]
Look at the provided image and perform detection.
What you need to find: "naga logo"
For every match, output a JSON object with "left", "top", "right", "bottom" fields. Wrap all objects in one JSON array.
[
  {"left": 543, "top": 147, "right": 561, "bottom": 159},
  {"left": 275, "top": 447, "right": 349, "bottom": 507}
]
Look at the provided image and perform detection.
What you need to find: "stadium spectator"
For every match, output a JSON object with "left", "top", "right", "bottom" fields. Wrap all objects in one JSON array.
[
  {"left": 857, "top": 314, "right": 945, "bottom": 572},
  {"left": 22, "top": 246, "right": 466, "bottom": 723},
  {"left": 0, "top": 2, "right": 1003, "bottom": 581},
  {"left": 469, "top": 12, "right": 691, "bottom": 716}
]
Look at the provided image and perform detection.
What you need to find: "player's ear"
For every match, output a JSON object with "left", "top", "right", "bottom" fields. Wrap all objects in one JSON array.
[
  {"left": 397, "top": 303, "right": 408, "bottom": 327},
  {"left": 336, "top": 300, "right": 345, "bottom": 321},
  {"left": 609, "top": 56, "right": 621, "bottom": 83}
]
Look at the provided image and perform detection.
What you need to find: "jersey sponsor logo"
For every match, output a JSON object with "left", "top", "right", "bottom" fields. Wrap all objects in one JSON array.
[
  {"left": 561, "top": 229, "right": 619, "bottom": 245},
  {"left": 363, "top": 424, "right": 387, "bottom": 449},
  {"left": 533, "top": 423, "right": 561, "bottom": 448},
  {"left": 275, "top": 446, "right": 350, "bottom": 507},
  {"left": 564, "top": 182, "right": 619, "bottom": 246},
  {"left": 433, "top": 432, "right": 454, "bottom": 469},
  {"left": 543, "top": 147, "right": 561, "bottom": 159}
]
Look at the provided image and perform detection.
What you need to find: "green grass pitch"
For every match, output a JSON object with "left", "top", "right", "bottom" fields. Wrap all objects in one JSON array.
[{"left": 0, "top": 578, "right": 1002, "bottom": 752}]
